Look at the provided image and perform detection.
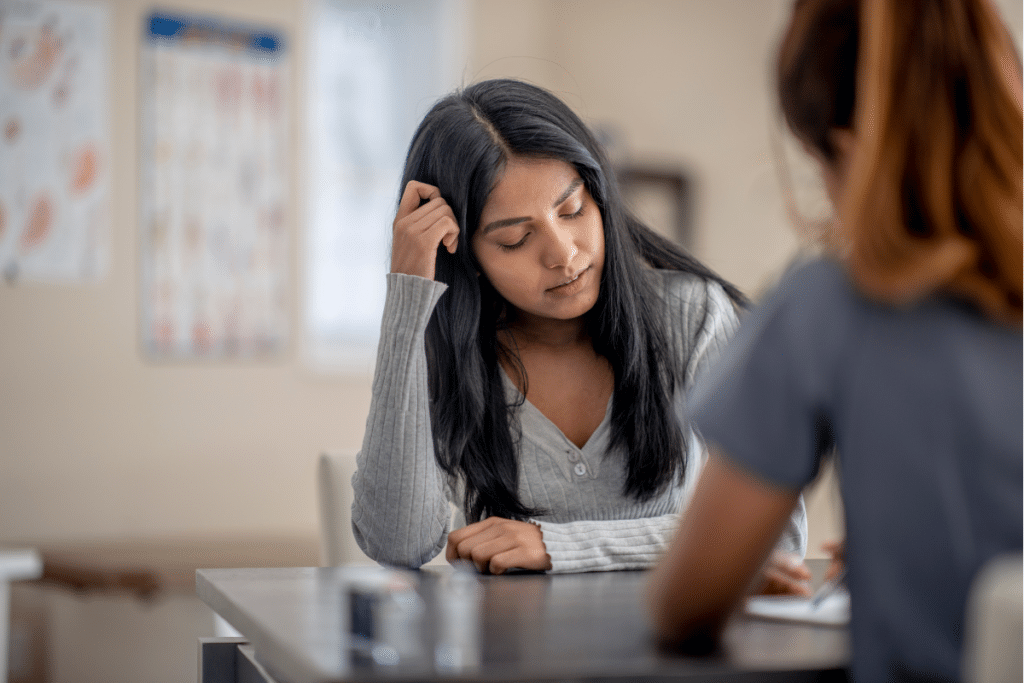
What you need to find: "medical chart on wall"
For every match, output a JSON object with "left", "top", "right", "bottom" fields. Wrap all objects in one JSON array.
[
  {"left": 139, "top": 12, "right": 289, "bottom": 359},
  {"left": 0, "top": 0, "right": 110, "bottom": 283}
]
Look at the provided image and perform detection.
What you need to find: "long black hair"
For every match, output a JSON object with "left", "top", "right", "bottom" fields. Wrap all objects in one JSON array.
[{"left": 399, "top": 79, "right": 745, "bottom": 522}]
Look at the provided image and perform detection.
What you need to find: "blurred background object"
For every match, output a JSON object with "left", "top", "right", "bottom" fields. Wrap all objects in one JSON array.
[
  {"left": 0, "top": 0, "right": 1020, "bottom": 681},
  {"left": 963, "top": 554, "right": 1023, "bottom": 683}
]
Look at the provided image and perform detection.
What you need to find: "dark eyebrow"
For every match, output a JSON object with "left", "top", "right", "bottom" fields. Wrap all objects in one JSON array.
[
  {"left": 480, "top": 215, "right": 529, "bottom": 234},
  {"left": 480, "top": 179, "right": 585, "bottom": 235},
  {"left": 552, "top": 178, "right": 584, "bottom": 209}
]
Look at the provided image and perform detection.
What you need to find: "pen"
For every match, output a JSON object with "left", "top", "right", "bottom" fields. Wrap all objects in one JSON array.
[{"left": 810, "top": 568, "right": 847, "bottom": 609}]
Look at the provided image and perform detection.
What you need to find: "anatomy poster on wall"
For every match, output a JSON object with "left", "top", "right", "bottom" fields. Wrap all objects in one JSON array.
[
  {"left": 0, "top": 0, "right": 110, "bottom": 283},
  {"left": 139, "top": 12, "right": 289, "bottom": 359}
]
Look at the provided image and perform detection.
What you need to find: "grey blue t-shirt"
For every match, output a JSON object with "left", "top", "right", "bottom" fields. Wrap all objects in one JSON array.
[{"left": 688, "top": 258, "right": 1023, "bottom": 682}]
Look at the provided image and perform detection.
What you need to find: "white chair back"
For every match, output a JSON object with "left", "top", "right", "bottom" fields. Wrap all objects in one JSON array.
[
  {"left": 317, "top": 451, "right": 375, "bottom": 566},
  {"left": 962, "top": 553, "right": 1023, "bottom": 683}
]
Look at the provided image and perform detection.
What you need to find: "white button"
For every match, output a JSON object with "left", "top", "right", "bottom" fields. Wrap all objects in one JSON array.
[
  {"left": 567, "top": 451, "right": 580, "bottom": 463},
  {"left": 573, "top": 463, "right": 587, "bottom": 477}
]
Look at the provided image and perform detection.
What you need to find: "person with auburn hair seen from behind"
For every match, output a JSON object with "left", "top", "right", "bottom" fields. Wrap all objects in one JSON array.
[{"left": 647, "top": 0, "right": 1022, "bottom": 681}]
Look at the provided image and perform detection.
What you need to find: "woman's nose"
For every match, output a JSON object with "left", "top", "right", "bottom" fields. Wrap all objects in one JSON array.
[{"left": 542, "top": 227, "right": 578, "bottom": 269}]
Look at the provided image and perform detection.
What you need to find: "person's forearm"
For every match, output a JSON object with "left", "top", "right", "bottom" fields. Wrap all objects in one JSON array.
[
  {"left": 647, "top": 452, "right": 799, "bottom": 649},
  {"left": 351, "top": 273, "right": 451, "bottom": 567}
]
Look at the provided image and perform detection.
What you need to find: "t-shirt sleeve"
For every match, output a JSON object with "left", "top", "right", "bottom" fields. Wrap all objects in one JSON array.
[{"left": 686, "top": 260, "right": 843, "bottom": 490}]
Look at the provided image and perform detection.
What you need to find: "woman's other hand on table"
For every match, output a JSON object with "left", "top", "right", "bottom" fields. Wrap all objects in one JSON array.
[{"left": 446, "top": 517, "right": 553, "bottom": 574}]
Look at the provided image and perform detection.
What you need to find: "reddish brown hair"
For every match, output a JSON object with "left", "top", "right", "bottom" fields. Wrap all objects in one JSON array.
[{"left": 779, "top": 0, "right": 1023, "bottom": 325}]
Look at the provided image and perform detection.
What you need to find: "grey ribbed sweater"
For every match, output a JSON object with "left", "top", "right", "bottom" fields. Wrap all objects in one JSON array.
[{"left": 351, "top": 269, "right": 807, "bottom": 572}]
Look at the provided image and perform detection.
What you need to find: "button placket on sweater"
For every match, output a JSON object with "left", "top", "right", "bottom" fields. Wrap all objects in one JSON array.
[{"left": 565, "top": 447, "right": 591, "bottom": 478}]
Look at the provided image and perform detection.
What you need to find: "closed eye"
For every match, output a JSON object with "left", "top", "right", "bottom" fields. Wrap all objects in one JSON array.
[
  {"left": 561, "top": 203, "right": 585, "bottom": 219},
  {"left": 498, "top": 234, "right": 529, "bottom": 251}
]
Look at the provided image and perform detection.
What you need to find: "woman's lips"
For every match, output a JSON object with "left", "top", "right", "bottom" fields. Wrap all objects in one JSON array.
[{"left": 547, "top": 266, "right": 589, "bottom": 293}]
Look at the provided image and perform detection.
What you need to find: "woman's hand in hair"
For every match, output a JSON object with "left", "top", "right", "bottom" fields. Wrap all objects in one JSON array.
[
  {"left": 391, "top": 181, "right": 459, "bottom": 280},
  {"left": 446, "top": 517, "right": 553, "bottom": 574}
]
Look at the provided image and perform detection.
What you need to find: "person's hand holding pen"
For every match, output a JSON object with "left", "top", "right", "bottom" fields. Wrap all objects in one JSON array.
[
  {"left": 809, "top": 539, "right": 847, "bottom": 608},
  {"left": 755, "top": 539, "right": 846, "bottom": 597},
  {"left": 822, "top": 539, "right": 845, "bottom": 582},
  {"left": 810, "top": 566, "right": 848, "bottom": 607},
  {"left": 756, "top": 552, "right": 813, "bottom": 596}
]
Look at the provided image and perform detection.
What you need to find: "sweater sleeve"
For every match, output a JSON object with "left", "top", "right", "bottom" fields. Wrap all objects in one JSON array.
[
  {"left": 351, "top": 273, "right": 452, "bottom": 568},
  {"left": 533, "top": 514, "right": 681, "bottom": 573},
  {"left": 537, "top": 503, "right": 808, "bottom": 573}
]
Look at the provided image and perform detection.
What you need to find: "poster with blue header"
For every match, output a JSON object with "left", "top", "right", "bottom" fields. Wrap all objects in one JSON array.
[{"left": 139, "top": 12, "right": 289, "bottom": 359}]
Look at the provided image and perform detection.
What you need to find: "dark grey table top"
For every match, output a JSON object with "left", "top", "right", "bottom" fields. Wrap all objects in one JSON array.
[{"left": 197, "top": 565, "right": 849, "bottom": 683}]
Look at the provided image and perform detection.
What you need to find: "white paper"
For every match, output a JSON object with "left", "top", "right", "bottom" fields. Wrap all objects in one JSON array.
[{"left": 745, "top": 589, "right": 850, "bottom": 627}]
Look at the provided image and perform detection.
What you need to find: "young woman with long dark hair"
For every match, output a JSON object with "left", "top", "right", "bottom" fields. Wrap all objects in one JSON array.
[
  {"left": 351, "top": 78, "right": 808, "bottom": 576},
  {"left": 648, "top": 0, "right": 1022, "bottom": 679}
]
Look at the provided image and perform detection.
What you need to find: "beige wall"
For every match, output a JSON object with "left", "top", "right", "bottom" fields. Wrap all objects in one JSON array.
[
  {"left": 471, "top": 1, "right": 803, "bottom": 293},
  {"left": 0, "top": 0, "right": 799, "bottom": 548},
  {"left": 1, "top": 0, "right": 1021, "bottom": 550},
  {"left": 0, "top": 0, "right": 367, "bottom": 542}
]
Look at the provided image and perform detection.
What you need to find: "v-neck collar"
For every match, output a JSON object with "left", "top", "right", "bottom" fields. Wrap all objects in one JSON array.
[{"left": 499, "top": 367, "right": 613, "bottom": 461}]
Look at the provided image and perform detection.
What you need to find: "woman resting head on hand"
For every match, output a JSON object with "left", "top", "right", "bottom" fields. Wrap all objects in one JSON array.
[
  {"left": 352, "top": 78, "right": 809, "bottom": 580},
  {"left": 648, "top": 0, "right": 1022, "bottom": 680}
]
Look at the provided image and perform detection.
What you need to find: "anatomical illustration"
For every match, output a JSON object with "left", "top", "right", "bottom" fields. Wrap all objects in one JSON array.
[{"left": 0, "top": 1, "right": 109, "bottom": 282}]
